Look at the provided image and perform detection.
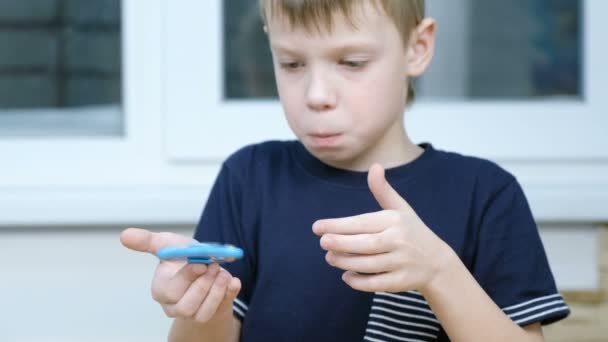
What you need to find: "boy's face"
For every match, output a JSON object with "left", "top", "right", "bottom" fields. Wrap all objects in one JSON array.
[{"left": 266, "top": 2, "right": 433, "bottom": 170}]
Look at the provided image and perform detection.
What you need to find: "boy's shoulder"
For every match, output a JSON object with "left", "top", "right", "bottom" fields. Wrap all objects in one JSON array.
[{"left": 430, "top": 145, "right": 517, "bottom": 193}]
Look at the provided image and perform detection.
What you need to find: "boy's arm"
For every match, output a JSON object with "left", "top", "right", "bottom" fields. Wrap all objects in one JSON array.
[
  {"left": 317, "top": 218, "right": 545, "bottom": 342},
  {"left": 421, "top": 248, "right": 543, "bottom": 342},
  {"left": 313, "top": 165, "right": 565, "bottom": 342},
  {"left": 169, "top": 315, "right": 241, "bottom": 342}
]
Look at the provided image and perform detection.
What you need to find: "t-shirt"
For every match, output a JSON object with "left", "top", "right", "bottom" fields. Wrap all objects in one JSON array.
[{"left": 194, "top": 140, "right": 570, "bottom": 342}]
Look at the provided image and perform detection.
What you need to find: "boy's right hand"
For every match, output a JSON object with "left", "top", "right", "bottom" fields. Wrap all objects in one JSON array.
[{"left": 120, "top": 228, "right": 241, "bottom": 323}]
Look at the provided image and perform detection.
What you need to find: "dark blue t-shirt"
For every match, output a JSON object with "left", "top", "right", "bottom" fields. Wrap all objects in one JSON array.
[{"left": 194, "top": 140, "right": 569, "bottom": 342}]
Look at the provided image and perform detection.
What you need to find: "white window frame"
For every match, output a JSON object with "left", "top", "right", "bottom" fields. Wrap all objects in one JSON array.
[
  {"left": 0, "top": 0, "right": 220, "bottom": 226},
  {"left": 1, "top": 0, "right": 605, "bottom": 224}
]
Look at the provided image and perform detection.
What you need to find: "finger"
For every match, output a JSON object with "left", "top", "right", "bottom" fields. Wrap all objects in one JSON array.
[
  {"left": 368, "top": 163, "right": 413, "bottom": 212},
  {"left": 313, "top": 210, "right": 398, "bottom": 236},
  {"left": 194, "top": 269, "right": 233, "bottom": 322},
  {"left": 218, "top": 277, "right": 242, "bottom": 317},
  {"left": 120, "top": 227, "right": 194, "bottom": 254},
  {"left": 154, "top": 263, "right": 217, "bottom": 304},
  {"left": 341, "top": 270, "right": 396, "bottom": 292},
  {"left": 226, "top": 277, "right": 241, "bottom": 303},
  {"left": 320, "top": 230, "right": 393, "bottom": 254},
  {"left": 166, "top": 264, "right": 221, "bottom": 317},
  {"left": 325, "top": 251, "right": 397, "bottom": 274}
]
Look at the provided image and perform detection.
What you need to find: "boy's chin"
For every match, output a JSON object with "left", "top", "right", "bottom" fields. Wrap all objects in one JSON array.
[{"left": 304, "top": 144, "right": 364, "bottom": 170}]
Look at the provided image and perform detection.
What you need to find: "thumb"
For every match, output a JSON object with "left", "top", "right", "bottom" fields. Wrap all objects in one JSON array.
[
  {"left": 367, "top": 163, "right": 412, "bottom": 211},
  {"left": 120, "top": 227, "right": 195, "bottom": 255}
]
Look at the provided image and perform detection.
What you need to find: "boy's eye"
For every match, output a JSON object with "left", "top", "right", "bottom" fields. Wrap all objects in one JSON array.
[
  {"left": 279, "top": 61, "right": 304, "bottom": 71},
  {"left": 340, "top": 60, "right": 368, "bottom": 69}
]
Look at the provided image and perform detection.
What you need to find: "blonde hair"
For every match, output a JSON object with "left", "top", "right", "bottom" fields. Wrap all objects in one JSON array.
[{"left": 258, "top": 0, "right": 425, "bottom": 103}]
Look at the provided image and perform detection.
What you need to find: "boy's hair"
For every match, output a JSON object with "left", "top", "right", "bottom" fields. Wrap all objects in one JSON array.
[{"left": 258, "top": 0, "right": 425, "bottom": 104}]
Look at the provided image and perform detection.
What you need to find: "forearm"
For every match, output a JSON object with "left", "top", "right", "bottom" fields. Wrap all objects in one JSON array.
[
  {"left": 169, "top": 311, "right": 240, "bottom": 342},
  {"left": 421, "top": 247, "right": 543, "bottom": 342}
]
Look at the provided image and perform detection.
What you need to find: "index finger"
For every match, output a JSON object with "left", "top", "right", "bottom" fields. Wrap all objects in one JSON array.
[
  {"left": 120, "top": 227, "right": 195, "bottom": 255},
  {"left": 313, "top": 210, "right": 395, "bottom": 236}
]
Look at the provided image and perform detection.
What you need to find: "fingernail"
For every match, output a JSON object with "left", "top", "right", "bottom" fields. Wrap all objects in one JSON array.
[
  {"left": 325, "top": 252, "right": 333, "bottom": 265},
  {"left": 228, "top": 278, "right": 240, "bottom": 294},
  {"left": 320, "top": 235, "right": 331, "bottom": 249}
]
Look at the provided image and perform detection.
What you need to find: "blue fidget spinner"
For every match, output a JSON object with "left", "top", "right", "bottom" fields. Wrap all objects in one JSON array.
[{"left": 156, "top": 243, "right": 244, "bottom": 264}]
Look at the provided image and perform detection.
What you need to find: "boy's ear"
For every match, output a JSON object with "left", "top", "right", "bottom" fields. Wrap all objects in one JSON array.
[
  {"left": 263, "top": 25, "right": 268, "bottom": 34},
  {"left": 406, "top": 18, "right": 436, "bottom": 78}
]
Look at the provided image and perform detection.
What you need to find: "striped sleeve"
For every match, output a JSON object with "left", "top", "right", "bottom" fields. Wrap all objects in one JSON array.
[
  {"left": 233, "top": 297, "right": 249, "bottom": 321},
  {"left": 472, "top": 178, "right": 570, "bottom": 326},
  {"left": 364, "top": 291, "right": 441, "bottom": 342},
  {"left": 502, "top": 293, "right": 570, "bottom": 326}
]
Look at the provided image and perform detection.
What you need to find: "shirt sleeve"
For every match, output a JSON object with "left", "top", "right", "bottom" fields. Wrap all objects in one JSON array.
[
  {"left": 193, "top": 163, "right": 256, "bottom": 322},
  {"left": 472, "top": 178, "right": 570, "bottom": 327}
]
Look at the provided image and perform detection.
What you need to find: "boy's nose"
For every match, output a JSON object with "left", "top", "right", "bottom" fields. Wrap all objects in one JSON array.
[{"left": 305, "top": 70, "right": 336, "bottom": 112}]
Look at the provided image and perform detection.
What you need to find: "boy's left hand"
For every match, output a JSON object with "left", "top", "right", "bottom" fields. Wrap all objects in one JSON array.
[{"left": 312, "top": 164, "right": 455, "bottom": 293}]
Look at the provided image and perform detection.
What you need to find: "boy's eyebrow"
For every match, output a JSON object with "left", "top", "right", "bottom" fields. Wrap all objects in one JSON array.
[
  {"left": 270, "top": 42, "right": 379, "bottom": 56},
  {"left": 269, "top": 43, "right": 298, "bottom": 55}
]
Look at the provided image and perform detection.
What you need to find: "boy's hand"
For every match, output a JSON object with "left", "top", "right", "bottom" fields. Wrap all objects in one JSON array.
[
  {"left": 120, "top": 228, "right": 241, "bottom": 323},
  {"left": 312, "top": 164, "right": 455, "bottom": 294}
]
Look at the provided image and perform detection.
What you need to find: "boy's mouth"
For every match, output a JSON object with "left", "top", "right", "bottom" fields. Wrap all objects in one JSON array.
[{"left": 308, "top": 133, "right": 341, "bottom": 147}]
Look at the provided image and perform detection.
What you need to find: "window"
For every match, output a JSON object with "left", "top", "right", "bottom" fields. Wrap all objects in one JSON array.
[
  {"left": 223, "top": 0, "right": 582, "bottom": 100},
  {"left": 0, "top": 0, "right": 183, "bottom": 226},
  {"left": 0, "top": 0, "right": 122, "bottom": 137}
]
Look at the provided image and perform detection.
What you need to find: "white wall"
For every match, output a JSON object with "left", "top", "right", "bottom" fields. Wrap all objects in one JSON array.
[
  {"left": 0, "top": 226, "right": 192, "bottom": 342},
  {"left": 0, "top": 225, "right": 598, "bottom": 341}
]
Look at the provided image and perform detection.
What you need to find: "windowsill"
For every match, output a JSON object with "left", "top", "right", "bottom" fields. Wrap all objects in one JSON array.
[
  {"left": 0, "top": 185, "right": 207, "bottom": 227},
  {"left": 1, "top": 181, "right": 607, "bottom": 227},
  {"left": 0, "top": 105, "right": 123, "bottom": 137}
]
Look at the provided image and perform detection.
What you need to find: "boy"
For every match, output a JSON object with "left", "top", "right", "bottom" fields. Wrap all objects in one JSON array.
[{"left": 121, "top": 0, "right": 570, "bottom": 341}]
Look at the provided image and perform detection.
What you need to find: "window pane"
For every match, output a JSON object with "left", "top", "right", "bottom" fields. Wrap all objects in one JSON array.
[
  {"left": 223, "top": 0, "right": 582, "bottom": 100},
  {"left": 223, "top": 1, "right": 275, "bottom": 99},
  {"left": 0, "top": 0, "right": 122, "bottom": 137}
]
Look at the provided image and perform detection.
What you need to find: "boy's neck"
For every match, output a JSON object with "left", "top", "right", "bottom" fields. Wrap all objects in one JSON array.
[
  {"left": 321, "top": 124, "right": 423, "bottom": 172},
  {"left": 362, "top": 132, "right": 423, "bottom": 171}
]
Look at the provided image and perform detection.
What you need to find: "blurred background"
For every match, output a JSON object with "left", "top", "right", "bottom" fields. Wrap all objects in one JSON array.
[{"left": 0, "top": 0, "right": 606, "bottom": 341}]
